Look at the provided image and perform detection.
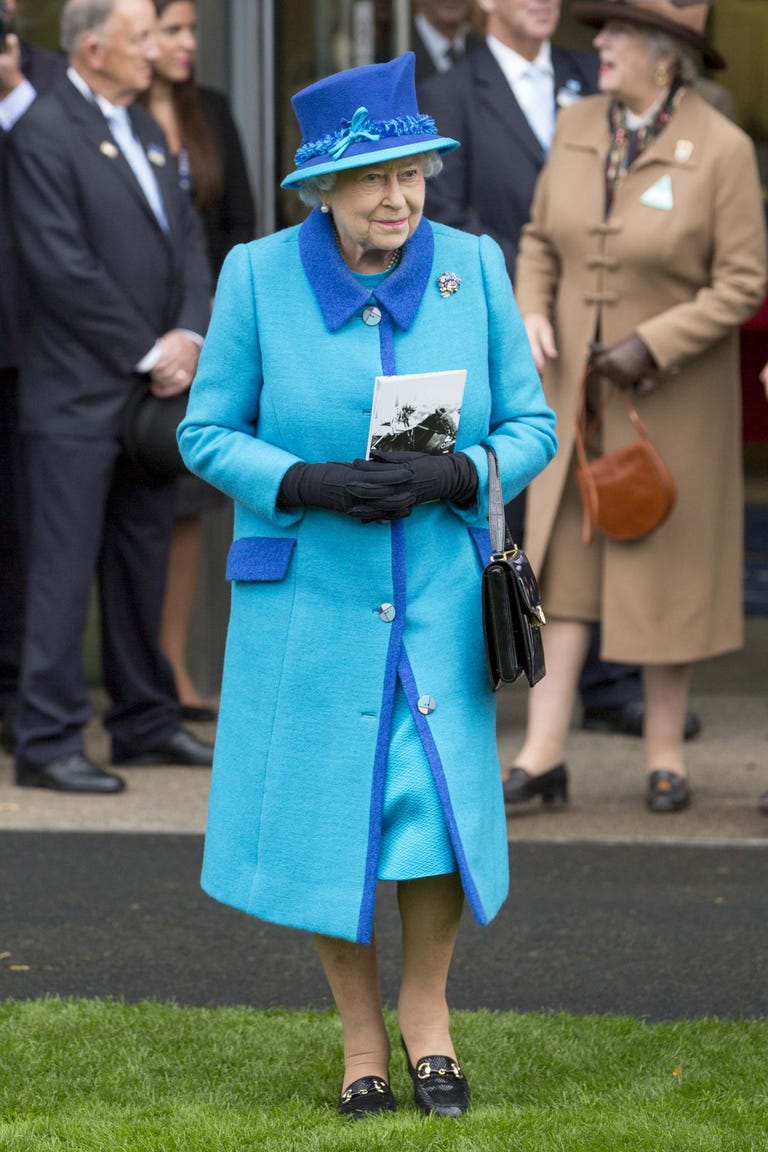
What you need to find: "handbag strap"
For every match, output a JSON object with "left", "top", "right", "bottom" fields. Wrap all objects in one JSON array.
[
  {"left": 575, "top": 367, "right": 653, "bottom": 459},
  {"left": 485, "top": 445, "right": 512, "bottom": 557}
]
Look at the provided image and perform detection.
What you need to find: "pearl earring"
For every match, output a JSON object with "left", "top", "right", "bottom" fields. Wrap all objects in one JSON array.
[{"left": 320, "top": 203, "right": 330, "bottom": 213}]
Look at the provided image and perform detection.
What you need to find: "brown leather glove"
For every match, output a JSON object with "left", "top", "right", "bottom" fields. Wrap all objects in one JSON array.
[{"left": 589, "top": 335, "right": 658, "bottom": 395}]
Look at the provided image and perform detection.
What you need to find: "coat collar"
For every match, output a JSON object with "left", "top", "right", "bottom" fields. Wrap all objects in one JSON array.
[
  {"left": 299, "top": 206, "right": 434, "bottom": 332},
  {"left": 561, "top": 87, "right": 703, "bottom": 172}
]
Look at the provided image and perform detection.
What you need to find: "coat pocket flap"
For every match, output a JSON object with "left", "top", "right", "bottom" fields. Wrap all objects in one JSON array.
[{"left": 226, "top": 537, "right": 296, "bottom": 582}]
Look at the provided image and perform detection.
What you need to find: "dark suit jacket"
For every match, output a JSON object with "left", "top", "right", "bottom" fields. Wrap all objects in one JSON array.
[
  {"left": 6, "top": 75, "right": 212, "bottom": 437},
  {"left": 0, "top": 42, "right": 67, "bottom": 368},
  {"left": 198, "top": 85, "right": 256, "bottom": 275},
  {"left": 419, "top": 41, "right": 598, "bottom": 279},
  {"left": 411, "top": 21, "right": 483, "bottom": 85}
]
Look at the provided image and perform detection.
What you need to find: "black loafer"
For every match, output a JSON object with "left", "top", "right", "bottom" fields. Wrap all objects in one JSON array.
[
  {"left": 503, "top": 763, "right": 568, "bottom": 806},
  {"left": 1, "top": 711, "right": 16, "bottom": 754},
  {"left": 582, "top": 700, "right": 701, "bottom": 741},
  {"left": 113, "top": 727, "right": 213, "bottom": 767},
  {"left": 17, "top": 752, "right": 125, "bottom": 793},
  {"left": 338, "top": 1076, "right": 396, "bottom": 1119},
  {"left": 647, "top": 769, "right": 690, "bottom": 813},
  {"left": 180, "top": 704, "right": 218, "bottom": 724},
  {"left": 402, "top": 1040, "right": 470, "bottom": 1118}
]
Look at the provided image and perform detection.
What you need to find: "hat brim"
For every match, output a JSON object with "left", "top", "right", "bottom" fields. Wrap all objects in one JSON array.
[
  {"left": 281, "top": 136, "right": 460, "bottom": 189},
  {"left": 571, "top": 2, "right": 726, "bottom": 70}
]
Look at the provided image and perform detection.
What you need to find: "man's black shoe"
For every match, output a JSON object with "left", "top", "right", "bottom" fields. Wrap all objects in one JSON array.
[
  {"left": 581, "top": 699, "right": 701, "bottom": 741},
  {"left": 112, "top": 727, "right": 214, "bottom": 767},
  {"left": 0, "top": 712, "right": 15, "bottom": 754},
  {"left": 17, "top": 752, "right": 125, "bottom": 793}
]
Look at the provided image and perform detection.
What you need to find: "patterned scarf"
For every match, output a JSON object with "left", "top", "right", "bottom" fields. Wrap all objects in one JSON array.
[{"left": 604, "top": 81, "right": 684, "bottom": 216}]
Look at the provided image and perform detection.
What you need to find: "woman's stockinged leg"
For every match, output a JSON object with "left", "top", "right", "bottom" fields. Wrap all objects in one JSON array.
[
  {"left": 397, "top": 872, "right": 465, "bottom": 1061},
  {"left": 643, "top": 662, "right": 691, "bottom": 775},
  {"left": 512, "top": 618, "right": 592, "bottom": 775},
  {"left": 313, "top": 932, "right": 390, "bottom": 1091}
]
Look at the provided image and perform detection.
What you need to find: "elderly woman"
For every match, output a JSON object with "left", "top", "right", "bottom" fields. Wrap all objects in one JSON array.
[
  {"left": 178, "top": 53, "right": 556, "bottom": 1119},
  {"left": 507, "top": 0, "right": 766, "bottom": 814}
]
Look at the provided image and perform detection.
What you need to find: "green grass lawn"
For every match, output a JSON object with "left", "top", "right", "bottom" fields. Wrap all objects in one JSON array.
[{"left": 1, "top": 1000, "right": 766, "bottom": 1150}]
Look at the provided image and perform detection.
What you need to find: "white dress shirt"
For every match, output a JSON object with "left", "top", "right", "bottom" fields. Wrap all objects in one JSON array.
[{"left": 486, "top": 35, "right": 556, "bottom": 151}]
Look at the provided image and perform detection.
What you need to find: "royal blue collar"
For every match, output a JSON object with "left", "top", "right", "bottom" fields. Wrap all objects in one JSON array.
[{"left": 299, "top": 206, "right": 434, "bottom": 333}]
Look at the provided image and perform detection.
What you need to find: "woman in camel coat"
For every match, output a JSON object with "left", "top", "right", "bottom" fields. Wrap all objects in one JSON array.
[{"left": 508, "top": 0, "right": 766, "bottom": 814}]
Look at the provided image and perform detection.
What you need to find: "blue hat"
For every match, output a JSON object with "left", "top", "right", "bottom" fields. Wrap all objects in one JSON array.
[{"left": 281, "top": 52, "right": 459, "bottom": 189}]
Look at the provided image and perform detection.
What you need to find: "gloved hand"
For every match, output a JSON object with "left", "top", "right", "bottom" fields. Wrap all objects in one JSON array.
[
  {"left": 369, "top": 449, "right": 478, "bottom": 508},
  {"left": 589, "top": 335, "right": 658, "bottom": 396},
  {"left": 278, "top": 459, "right": 417, "bottom": 522}
]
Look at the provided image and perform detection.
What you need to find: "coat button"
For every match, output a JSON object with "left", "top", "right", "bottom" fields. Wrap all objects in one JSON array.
[
  {"left": 417, "top": 695, "right": 436, "bottom": 715},
  {"left": 378, "top": 603, "right": 396, "bottom": 622},
  {"left": 362, "top": 305, "right": 382, "bottom": 326}
]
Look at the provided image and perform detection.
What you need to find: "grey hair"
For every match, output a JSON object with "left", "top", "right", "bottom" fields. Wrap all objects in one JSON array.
[
  {"left": 645, "top": 29, "right": 700, "bottom": 86},
  {"left": 297, "top": 150, "right": 444, "bottom": 207},
  {"left": 60, "top": 0, "right": 116, "bottom": 55}
]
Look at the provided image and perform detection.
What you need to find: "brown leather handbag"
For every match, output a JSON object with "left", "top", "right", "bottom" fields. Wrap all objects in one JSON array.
[{"left": 574, "top": 370, "right": 676, "bottom": 545}]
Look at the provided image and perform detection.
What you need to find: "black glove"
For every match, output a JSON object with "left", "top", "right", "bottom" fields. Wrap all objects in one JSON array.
[
  {"left": 369, "top": 449, "right": 478, "bottom": 508},
  {"left": 278, "top": 459, "right": 416, "bottom": 522},
  {"left": 589, "top": 335, "right": 658, "bottom": 395}
]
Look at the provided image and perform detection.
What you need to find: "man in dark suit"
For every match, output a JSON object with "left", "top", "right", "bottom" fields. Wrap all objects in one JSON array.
[
  {"left": 411, "top": 0, "right": 482, "bottom": 84},
  {"left": 0, "top": 1, "right": 67, "bottom": 754},
  {"left": 419, "top": 0, "right": 597, "bottom": 279},
  {"left": 420, "top": 0, "right": 700, "bottom": 742},
  {"left": 5, "top": 0, "right": 215, "bottom": 792}
]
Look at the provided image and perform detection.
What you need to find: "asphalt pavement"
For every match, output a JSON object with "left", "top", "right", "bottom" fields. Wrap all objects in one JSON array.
[{"left": 1, "top": 619, "right": 766, "bottom": 1019}]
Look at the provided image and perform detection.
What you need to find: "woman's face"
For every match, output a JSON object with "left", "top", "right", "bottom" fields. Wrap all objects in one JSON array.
[
  {"left": 594, "top": 21, "right": 671, "bottom": 113},
  {"left": 153, "top": 1, "right": 197, "bottom": 84},
  {"left": 326, "top": 156, "right": 427, "bottom": 272}
]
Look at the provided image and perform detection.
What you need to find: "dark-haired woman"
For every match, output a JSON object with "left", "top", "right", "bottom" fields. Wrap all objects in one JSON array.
[{"left": 142, "top": 0, "right": 256, "bottom": 720}]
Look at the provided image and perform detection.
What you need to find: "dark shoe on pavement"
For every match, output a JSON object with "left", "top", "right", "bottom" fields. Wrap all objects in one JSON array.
[
  {"left": 759, "top": 791, "right": 768, "bottom": 815},
  {"left": 503, "top": 763, "right": 568, "bottom": 806},
  {"left": 0, "top": 711, "right": 16, "bottom": 754},
  {"left": 582, "top": 699, "right": 701, "bottom": 741},
  {"left": 179, "top": 704, "right": 218, "bottom": 723},
  {"left": 17, "top": 752, "right": 125, "bottom": 793},
  {"left": 112, "top": 727, "right": 213, "bottom": 767},
  {"left": 646, "top": 769, "right": 690, "bottom": 813}
]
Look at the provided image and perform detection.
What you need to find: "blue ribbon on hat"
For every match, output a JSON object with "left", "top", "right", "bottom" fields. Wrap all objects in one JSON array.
[
  {"left": 294, "top": 108, "right": 438, "bottom": 167},
  {"left": 328, "top": 107, "right": 381, "bottom": 160}
]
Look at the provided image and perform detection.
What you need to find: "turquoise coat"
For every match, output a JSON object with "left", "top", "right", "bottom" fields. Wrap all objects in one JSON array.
[{"left": 178, "top": 209, "right": 557, "bottom": 943}]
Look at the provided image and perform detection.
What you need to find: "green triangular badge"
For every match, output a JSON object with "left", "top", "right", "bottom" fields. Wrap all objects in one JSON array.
[{"left": 639, "top": 174, "right": 673, "bottom": 211}]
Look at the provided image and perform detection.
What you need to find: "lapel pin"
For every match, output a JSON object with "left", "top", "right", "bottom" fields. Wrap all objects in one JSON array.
[
  {"left": 556, "top": 79, "right": 583, "bottom": 108},
  {"left": 674, "top": 139, "right": 694, "bottom": 163},
  {"left": 99, "top": 140, "right": 119, "bottom": 159},
  {"left": 437, "top": 271, "right": 460, "bottom": 298},
  {"left": 147, "top": 145, "right": 166, "bottom": 167}
]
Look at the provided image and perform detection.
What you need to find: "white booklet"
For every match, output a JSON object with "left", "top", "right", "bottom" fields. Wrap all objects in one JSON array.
[{"left": 366, "top": 369, "right": 466, "bottom": 458}]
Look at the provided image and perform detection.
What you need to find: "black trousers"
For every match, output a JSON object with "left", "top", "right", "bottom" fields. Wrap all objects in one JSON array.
[
  {"left": 0, "top": 369, "right": 25, "bottom": 715},
  {"left": 15, "top": 434, "right": 181, "bottom": 773}
]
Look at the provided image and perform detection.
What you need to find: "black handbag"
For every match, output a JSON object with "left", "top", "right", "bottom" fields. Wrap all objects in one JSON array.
[{"left": 481, "top": 446, "right": 546, "bottom": 691}]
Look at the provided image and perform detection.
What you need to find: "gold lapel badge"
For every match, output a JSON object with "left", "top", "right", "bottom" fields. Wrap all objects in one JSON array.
[
  {"left": 99, "top": 140, "right": 119, "bottom": 159},
  {"left": 147, "top": 145, "right": 166, "bottom": 167},
  {"left": 674, "top": 139, "right": 694, "bottom": 163}
]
